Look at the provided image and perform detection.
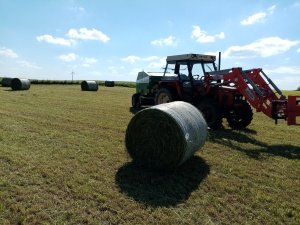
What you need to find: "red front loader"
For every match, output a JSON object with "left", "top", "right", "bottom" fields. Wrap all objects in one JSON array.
[{"left": 152, "top": 53, "right": 300, "bottom": 129}]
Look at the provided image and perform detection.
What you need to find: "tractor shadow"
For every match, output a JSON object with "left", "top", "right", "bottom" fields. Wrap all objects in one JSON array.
[
  {"left": 208, "top": 128, "right": 300, "bottom": 160},
  {"left": 115, "top": 156, "right": 210, "bottom": 207}
]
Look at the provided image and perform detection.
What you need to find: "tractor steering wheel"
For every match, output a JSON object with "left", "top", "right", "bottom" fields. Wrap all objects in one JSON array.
[{"left": 193, "top": 75, "right": 200, "bottom": 80}]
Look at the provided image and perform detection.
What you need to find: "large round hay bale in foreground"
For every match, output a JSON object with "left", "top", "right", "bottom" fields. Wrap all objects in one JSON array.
[
  {"left": 11, "top": 78, "right": 31, "bottom": 90},
  {"left": 1, "top": 77, "right": 13, "bottom": 87},
  {"left": 104, "top": 80, "right": 115, "bottom": 87},
  {"left": 81, "top": 80, "right": 98, "bottom": 91},
  {"left": 125, "top": 101, "right": 207, "bottom": 171}
]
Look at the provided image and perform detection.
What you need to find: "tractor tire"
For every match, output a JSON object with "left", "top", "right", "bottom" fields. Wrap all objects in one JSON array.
[
  {"left": 155, "top": 88, "right": 175, "bottom": 105},
  {"left": 197, "top": 100, "right": 223, "bottom": 130},
  {"left": 132, "top": 93, "right": 141, "bottom": 109},
  {"left": 226, "top": 101, "right": 253, "bottom": 129}
]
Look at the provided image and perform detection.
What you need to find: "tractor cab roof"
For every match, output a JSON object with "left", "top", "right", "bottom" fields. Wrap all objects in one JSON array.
[{"left": 166, "top": 53, "right": 216, "bottom": 63}]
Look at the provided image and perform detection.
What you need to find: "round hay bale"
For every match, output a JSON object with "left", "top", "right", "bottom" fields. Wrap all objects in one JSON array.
[
  {"left": 11, "top": 78, "right": 31, "bottom": 90},
  {"left": 1, "top": 77, "right": 13, "bottom": 87},
  {"left": 81, "top": 80, "right": 98, "bottom": 91},
  {"left": 104, "top": 80, "right": 115, "bottom": 87},
  {"left": 125, "top": 101, "right": 207, "bottom": 171}
]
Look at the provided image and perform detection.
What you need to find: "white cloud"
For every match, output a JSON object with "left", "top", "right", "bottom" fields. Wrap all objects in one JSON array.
[
  {"left": 240, "top": 5, "right": 276, "bottom": 26},
  {"left": 142, "top": 56, "right": 160, "bottom": 61},
  {"left": 70, "top": 6, "right": 85, "bottom": 12},
  {"left": 146, "top": 57, "right": 166, "bottom": 69},
  {"left": 108, "top": 66, "right": 119, "bottom": 74},
  {"left": 191, "top": 26, "right": 225, "bottom": 43},
  {"left": 240, "top": 12, "right": 267, "bottom": 25},
  {"left": 121, "top": 55, "right": 141, "bottom": 64},
  {"left": 265, "top": 66, "right": 300, "bottom": 75},
  {"left": 292, "top": 1, "right": 300, "bottom": 8},
  {"left": 297, "top": 48, "right": 300, "bottom": 52},
  {"left": 58, "top": 54, "right": 98, "bottom": 67},
  {"left": 259, "top": 65, "right": 300, "bottom": 90},
  {"left": 0, "top": 47, "right": 19, "bottom": 58},
  {"left": 37, "top": 34, "right": 76, "bottom": 46},
  {"left": 81, "top": 57, "right": 97, "bottom": 67},
  {"left": 121, "top": 55, "right": 159, "bottom": 64},
  {"left": 204, "top": 51, "right": 220, "bottom": 57},
  {"left": 58, "top": 53, "right": 77, "bottom": 62},
  {"left": 265, "top": 66, "right": 300, "bottom": 90},
  {"left": 216, "top": 32, "right": 225, "bottom": 39},
  {"left": 151, "top": 36, "right": 177, "bottom": 46},
  {"left": 121, "top": 55, "right": 165, "bottom": 72},
  {"left": 67, "top": 28, "right": 110, "bottom": 43},
  {"left": 267, "top": 5, "right": 276, "bottom": 14},
  {"left": 223, "top": 37, "right": 299, "bottom": 58},
  {"left": 17, "top": 60, "right": 41, "bottom": 69},
  {"left": 82, "top": 57, "right": 97, "bottom": 64}
]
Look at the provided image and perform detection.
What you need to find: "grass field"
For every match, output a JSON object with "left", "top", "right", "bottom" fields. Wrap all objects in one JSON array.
[{"left": 0, "top": 85, "right": 299, "bottom": 225}]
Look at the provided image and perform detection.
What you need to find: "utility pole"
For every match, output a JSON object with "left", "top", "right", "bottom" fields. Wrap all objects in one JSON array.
[{"left": 71, "top": 70, "right": 74, "bottom": 81}]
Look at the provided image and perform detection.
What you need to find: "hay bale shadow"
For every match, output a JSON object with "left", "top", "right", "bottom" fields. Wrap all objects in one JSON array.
[
  {"left": 115, "top": 156, "right": 210, "bottom": 207},
  {"left": 209, "top": 129, "right": 300, "bottom": 160}
]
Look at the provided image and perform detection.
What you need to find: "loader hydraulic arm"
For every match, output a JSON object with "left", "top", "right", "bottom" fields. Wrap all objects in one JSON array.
[{"left": 208, "top": 67, "right": 300, "bottom": 125}]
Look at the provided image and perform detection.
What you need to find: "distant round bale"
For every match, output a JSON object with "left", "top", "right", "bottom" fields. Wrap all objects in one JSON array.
[
  {"left": 1, "top": 77, "right": 13, "bottom": 87},
  {"left": 81, "top": 80, "right": 98, "bottom": 91},
  {"left": 11, "top": 78, "right": 31, "bottom": 90},
  {"left": 125, "top": 101, "right": 207, "bottom": 171},
  {"left": 104, "top": 81, "right": 115, "bottom": 87}
]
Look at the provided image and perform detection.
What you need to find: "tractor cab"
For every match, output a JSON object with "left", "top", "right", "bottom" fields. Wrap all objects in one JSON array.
[{"left": 157, "top": 54, "right": 217, "bottom": 103}]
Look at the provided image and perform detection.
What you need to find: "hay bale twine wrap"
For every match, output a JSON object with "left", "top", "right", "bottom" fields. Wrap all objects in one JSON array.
[
  {"left": 104, "top": 80, "right": 115, "bottom": 87},
  {"left": 11, "top": 78, "right": 31, "bottom": 90},
  {"left": 1, "top": 77, "right": 13, "bottom": 87},
  {"left": 125, "top": 101, "right": 207, "bottom": 171},
  {"left": 81, "top": 80, "right": 98, "bottom": 91}
]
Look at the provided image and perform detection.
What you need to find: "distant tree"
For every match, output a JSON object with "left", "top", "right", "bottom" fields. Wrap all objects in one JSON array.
[{"left": 297, "top": 86, "right": 300, "bottom": 91}]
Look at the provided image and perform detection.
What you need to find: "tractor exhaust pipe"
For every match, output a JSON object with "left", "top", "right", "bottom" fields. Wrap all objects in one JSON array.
[{"left": 218, "top": 52, "right": 221, "bottom": 70}]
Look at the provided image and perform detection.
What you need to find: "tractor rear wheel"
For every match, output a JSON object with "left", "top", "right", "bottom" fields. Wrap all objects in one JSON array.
[
  {"left": 197, "top": 100, "right": 223, "bottom": 130},
  {"left": 226, "top": 101, "right": 253, "bottom": 129},
  {"left": 132, "top": 93, "right": 141, "bottom": 109},
  {"left": 155, "top": 88, "right": 175, "bottom": 105}
]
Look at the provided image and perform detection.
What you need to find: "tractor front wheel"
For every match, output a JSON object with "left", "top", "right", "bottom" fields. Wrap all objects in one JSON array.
[
  {"left": 155, "top": 88, "right": 175, "bottom": 105},
  {"left": 132, "top": 93, "right": 141, "bottom": 109},
  {"left": 197, "top": 100, "right": 223, "bottom": 130},
  {"left": 226, "top": 101, "right": 253, "bottom": 129}
]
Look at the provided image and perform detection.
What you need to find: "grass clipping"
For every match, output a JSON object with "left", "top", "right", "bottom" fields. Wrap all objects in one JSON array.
[{"left": 125, "top": 101, "right": 207, "bottom": 171}]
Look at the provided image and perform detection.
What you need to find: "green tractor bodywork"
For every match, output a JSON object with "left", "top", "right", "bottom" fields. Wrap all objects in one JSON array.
[
  {"left": 136, "top": 71, "right": 164, "bottom": 96},
  {"left": 132, "top": 71, "right": 165, "bottom": 108}
]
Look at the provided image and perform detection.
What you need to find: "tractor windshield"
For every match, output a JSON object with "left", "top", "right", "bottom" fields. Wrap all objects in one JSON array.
[
  {"left": 164, "top": 61, "right": 217, "bottom": 80},
  {"left": 203, "top": 63, "right": 217, "bottom": 72}
]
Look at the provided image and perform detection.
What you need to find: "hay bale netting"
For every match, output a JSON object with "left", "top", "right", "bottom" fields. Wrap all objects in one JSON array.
[
  {"left": 104, "top": 80, "right": 115, "bottom": 87},
  {"left": 1, "top": 77, "right": 13, "bottom": 87},
  {"left": 11, "top": 78, "right": 31, "bottom": 90},
  {"left": 125, "top": 101, "right": 208, "bottom": 171},
  {"left": 81, "top": 80, "right": 98, "bottom": 91}
]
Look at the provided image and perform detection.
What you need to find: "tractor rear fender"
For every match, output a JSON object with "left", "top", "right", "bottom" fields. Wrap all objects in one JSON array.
[{"left": 158, "top": 81, "right": 183, "bottom": 100}]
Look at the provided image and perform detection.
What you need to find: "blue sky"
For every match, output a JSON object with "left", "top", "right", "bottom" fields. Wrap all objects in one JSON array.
[{"left": 0, "top": 0, "right": 300, "bottom": 89}]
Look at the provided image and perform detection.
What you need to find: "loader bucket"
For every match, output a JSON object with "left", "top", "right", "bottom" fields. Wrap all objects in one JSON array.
[{"left": 287, "top": 96, "right": 300, "bottom": 125}]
